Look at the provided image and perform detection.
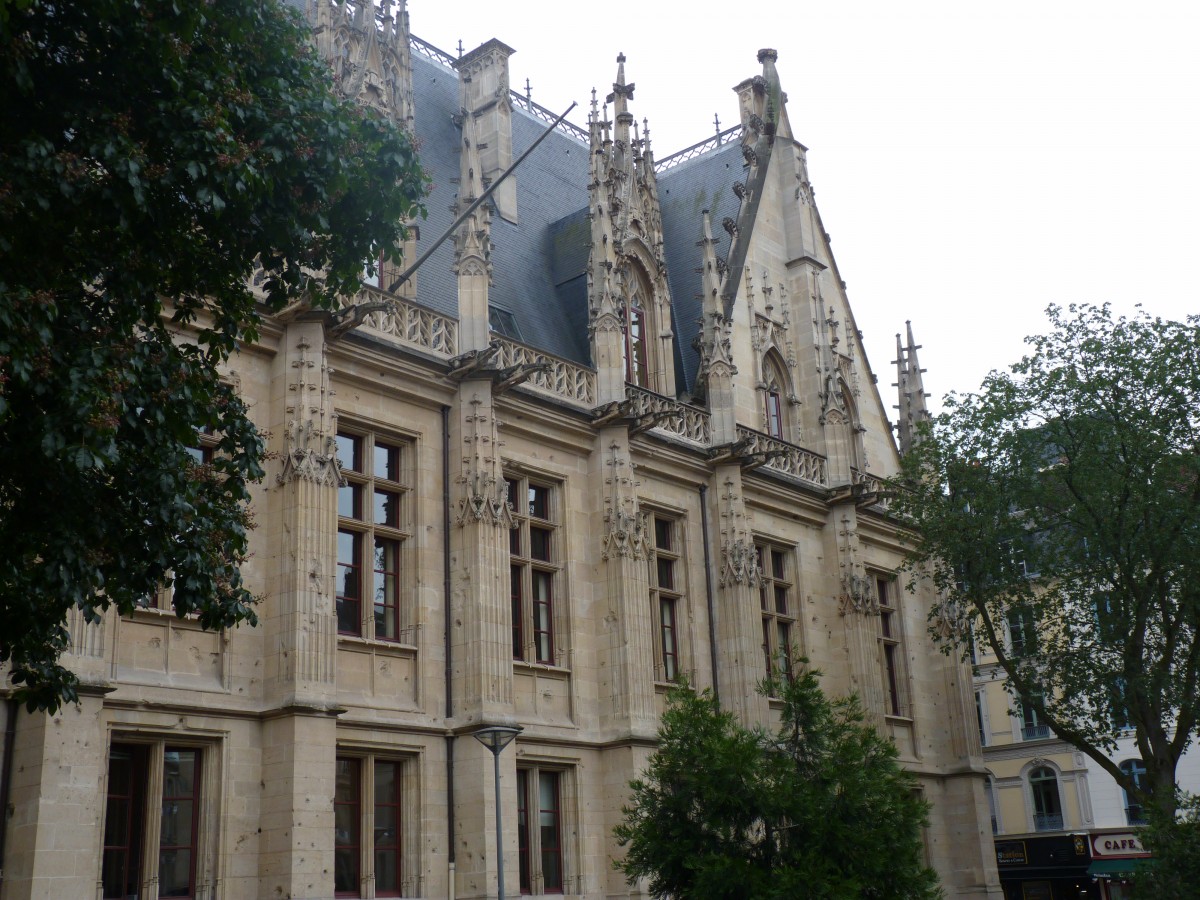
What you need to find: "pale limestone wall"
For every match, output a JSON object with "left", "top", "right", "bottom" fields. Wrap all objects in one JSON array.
[{"left": 1, "top": 24, "right": 1002, "bottom": 900}]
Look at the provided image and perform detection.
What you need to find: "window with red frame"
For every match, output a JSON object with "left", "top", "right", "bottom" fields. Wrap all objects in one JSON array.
[
  {"left": 756, "top": 542, "right": 797, "bottom": 681},
  {"left": 506, "top": 475, "right": 561, "bottom": 665},
  {"left": 517, "top": 767, "right": 564, "bottom": 894},
  {"left": 336, "top": 431, "right": 411, "bottom": 642},
  {"left": 102, "top": 743, "right": 203, "bottom": 900},
  {"left": 650, "top": 515, "right": 685, "bottom": 682},
  {"left": 335, "top": 755, "right": 406, "bottom": 898}
]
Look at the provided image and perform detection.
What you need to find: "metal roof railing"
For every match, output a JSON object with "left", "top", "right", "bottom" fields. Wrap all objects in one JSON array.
[
  {"left": 409, "top": 34, "right": 589, "bottom": 143},
  {"left": 654, "top": 126, "right": 743, "bottom": 173}
]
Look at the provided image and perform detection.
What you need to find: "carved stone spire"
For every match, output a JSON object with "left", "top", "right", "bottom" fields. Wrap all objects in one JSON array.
[
  {"left": 305, "top": 0, "right": 414, "bottom": 129},
  {"left": 452, "top": 109, "right": 492, "bottom": 353},
  {"left": 454, "top": 39, "right": 518, "bottom": 222},
  {"left": 894, "top": 321, "right": 931, "bottom": 455},
  {"left": 720, "top": 50, "right": 781, "bottom": 319},
  {"left": 588, "top": 53, "right": 677, "bottom": 402}
]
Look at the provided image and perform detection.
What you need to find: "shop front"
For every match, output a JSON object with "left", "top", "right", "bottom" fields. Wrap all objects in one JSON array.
[
  {"left": 995, "top": 834, "right": 1098, "bottom": 900},
  {"left": 1086, "top": 831, "right": 1151, "bottom": 900}
]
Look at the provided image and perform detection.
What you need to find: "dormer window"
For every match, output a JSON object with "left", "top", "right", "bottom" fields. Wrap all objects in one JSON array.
[
  {"left": 762, "top": 350, "right": 790, "bottom": 439},
  {"left": 623, "top": 295, "right": 649, "bottom": 387},
  {"left": 489, "top": 306, "right": 522, "bottom": 340}
]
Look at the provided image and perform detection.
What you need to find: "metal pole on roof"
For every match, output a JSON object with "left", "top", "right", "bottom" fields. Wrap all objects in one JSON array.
[{"left": 387, "top": 102, "right": 579, "bottom": 293}]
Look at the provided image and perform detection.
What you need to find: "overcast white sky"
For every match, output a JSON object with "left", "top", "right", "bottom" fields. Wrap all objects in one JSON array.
[{"left": 409, "top": 0, "right": 1199, "bottom": 413}]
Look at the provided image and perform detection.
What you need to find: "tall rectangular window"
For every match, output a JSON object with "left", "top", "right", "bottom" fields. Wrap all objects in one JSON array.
[
  {"left": 507, "top": 475, "right": 562, "bottom": 665},
  {"left": 877, "top": 576, "right": 908, "bottom": 717},
  {"left": 755, "top": 542, "right": 796, "bottom": 680},
  {"left": 102, "top": 743, "right": 205, "bottom": 900},
  {"left": 649, "top": 515, "right": 684, "bottom": 682},
  {"left": 335, "top": 755, "right": 407, "bottom": 898},
  {"left": 1007, "top": 607, "right": 1037, "bottom": 657},
  {"left": 336, "top": 430, "right": 412, "bottom": 642},
  {"left": 1021, "top": 692, "right": 1051, "bottom": 740},
  {"left": 517, "top": 767, "right": 564, "bottom": 894}
]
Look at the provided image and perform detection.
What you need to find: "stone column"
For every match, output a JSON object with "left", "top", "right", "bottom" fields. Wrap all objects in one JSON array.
[
  {"left": 712, "top": 465, "right": 769, "bottom": 726},
  {"left": 595, "top": 431, "right": 656, "bottom": 739},
  {"left": 832, "top": 502, "right": 884, "bottom": 723},
  {"left": 258, "top": 320, "right": 342, "bottom": 898},
  {"left": 448, "top": 381, "right": 514, "bottom": 723},
  {"left": 0, "top": 685, "right": 109, "bottom": 900}
]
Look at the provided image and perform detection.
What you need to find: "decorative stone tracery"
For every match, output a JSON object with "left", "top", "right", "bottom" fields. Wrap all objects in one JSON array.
[
  {"left": 278, "top": 336, "right": 342, "bottom": 487},
  {"left": 718, "top": 476, "right": 758, "bottom": 588},
  {"left": 456, "top": 393, "right": 512, "bottom": 528},
  {"left": 601, "top": 442, "right": 647, "bottom": 561}
]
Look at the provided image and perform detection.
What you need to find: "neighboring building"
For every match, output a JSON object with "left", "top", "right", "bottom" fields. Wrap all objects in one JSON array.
[
  {"left": 0, "top": 2, "right": 1003, "bottom": 898},
  {"left": 976, "top": 622, "right": 1200, "bottom": 899}
]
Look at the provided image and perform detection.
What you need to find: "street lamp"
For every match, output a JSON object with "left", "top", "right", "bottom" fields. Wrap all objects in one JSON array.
[{"left": 472, "top": 725, "right": 522, "bottom": 899}]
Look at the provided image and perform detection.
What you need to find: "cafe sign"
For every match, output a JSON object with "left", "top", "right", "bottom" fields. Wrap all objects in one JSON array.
[{"left": 1090, "top": 833, "right": 1151, "bottom": 858}]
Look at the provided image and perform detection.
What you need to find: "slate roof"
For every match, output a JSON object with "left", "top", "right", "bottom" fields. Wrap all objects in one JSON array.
[
  {"left": 410, "top": 50, "right": 592, "bottom": 364},
  {"left": 657, "top": 142, "right": 743, "bottom": 394},
  {"left": 402, "top": 39, "right": 747, "bottom": 389}
]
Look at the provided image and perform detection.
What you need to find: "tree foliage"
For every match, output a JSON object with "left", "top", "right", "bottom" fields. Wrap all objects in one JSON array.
[
  {"left": 892, "top": 303, "right": 1200, "bottom": 815},
  {"left": 615, "top": 669, "right": 941, "bottom": 899},
  {"left": 0, "top": 0, "right": 426, "bottom": 711},
  {"left": 1133, "top": 791, "right": 1200, "bottom": 899}
]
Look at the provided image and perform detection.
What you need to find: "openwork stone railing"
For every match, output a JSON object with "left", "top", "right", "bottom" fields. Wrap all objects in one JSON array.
[
  {"left": 491, "top": 335, "right": 596, "bottom": 407},
  {"left": 852, "top": 468, "right": 891, "bottom": 509},
  {"left": 341, "top": 285, "right": 458, "bottom": 357},
  {"left": 626, "top": 386, "right": 712, "bottom": 445},
  {"left": 734, "top": 426, "right": 827, "bottom": 487}
]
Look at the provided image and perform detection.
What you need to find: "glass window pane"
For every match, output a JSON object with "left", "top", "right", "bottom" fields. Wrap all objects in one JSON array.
[
  {"left": 374, "top": 442, "right": 399, "bottom": 481},
  {"left": 335, "top": 433, "right": 361, "bottom": 472},
  {"left": 530, "top": 527, "right": 551, "bottom": 562},
  {"left": 774, "top": 586, "right": 788, "bottom": 616},
  {"left": 657, "top": 558, "right": 674, "bottom": 590},
  {"left": 529, "top": 485, "right": 549, "bottom": 520},
  {"left": 338, "top": 483, "right": 361, "bottom": 520},
  {"left": 654, "top": 518, "right": 671, "bottom": 551},
  {"left": 163, "top": 750, "right": 196, "bottom": 795},
  {"left": 374, "top": 489, "right": 400, "bottom": 527},
  {"left": 158, "top": 848, "right": 193, "bottom": 897},
  {"left": 374, "top": 538, "right": 399, "bottom": 641}
]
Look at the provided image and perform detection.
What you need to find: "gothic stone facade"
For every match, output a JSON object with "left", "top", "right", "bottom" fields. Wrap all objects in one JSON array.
[{"left": 0, "top": 2, "right": 1003, "bottom": 898}]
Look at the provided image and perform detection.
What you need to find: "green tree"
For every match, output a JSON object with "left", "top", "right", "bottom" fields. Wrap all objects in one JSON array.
[
  {"left": 892, "top": 303, "right": 1200, "bottom": 820},
  {"left": 0, "top": 0, "right": 426, "bottom": 711},
  {"left": 615, "top": 669, "right": 941, "bottom": 899}
]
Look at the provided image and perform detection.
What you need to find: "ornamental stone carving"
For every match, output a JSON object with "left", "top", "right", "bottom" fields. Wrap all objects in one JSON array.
[
  {"left": 456, "top": 393, "right": 513, "bottom": 528},
  {"left": 602, "top": 442, "right": 647, "bottom": 561},
  {"left": 278, "top": 336, "right": 342, "bottom": 487}
]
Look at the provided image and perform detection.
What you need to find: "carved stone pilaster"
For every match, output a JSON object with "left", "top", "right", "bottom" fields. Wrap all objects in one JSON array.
[
  {"left": 601, "top": 441, "right": 647, "bottom": 561},
  {"left": 456, "top": 392, "right": 512, "bottom": 528},
  {"left": 710, "top": 465, "right": 768, "bottom": 726},
  {"left": 596, "top": 429, "right": 656, "bottom": 737},
  {"left": 836, "top": 514, "right": 877, "bottom": 617},
  {"left": 271, "top": 323, "right": 338, "bottom": 703},
  {"left": 718, "top": 476, "right": 758, "bottom": 588},
  {"left": 278, "top": 336, "right": 342, "bottom": 487}
]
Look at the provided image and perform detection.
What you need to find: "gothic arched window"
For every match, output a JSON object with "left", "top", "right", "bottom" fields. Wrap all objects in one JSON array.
[
  {"left": 763, "top": 351, "right": 790, "bottom": 439},
  {"left": 624, "top": 291, "right": 649, "bottom": 388}
]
